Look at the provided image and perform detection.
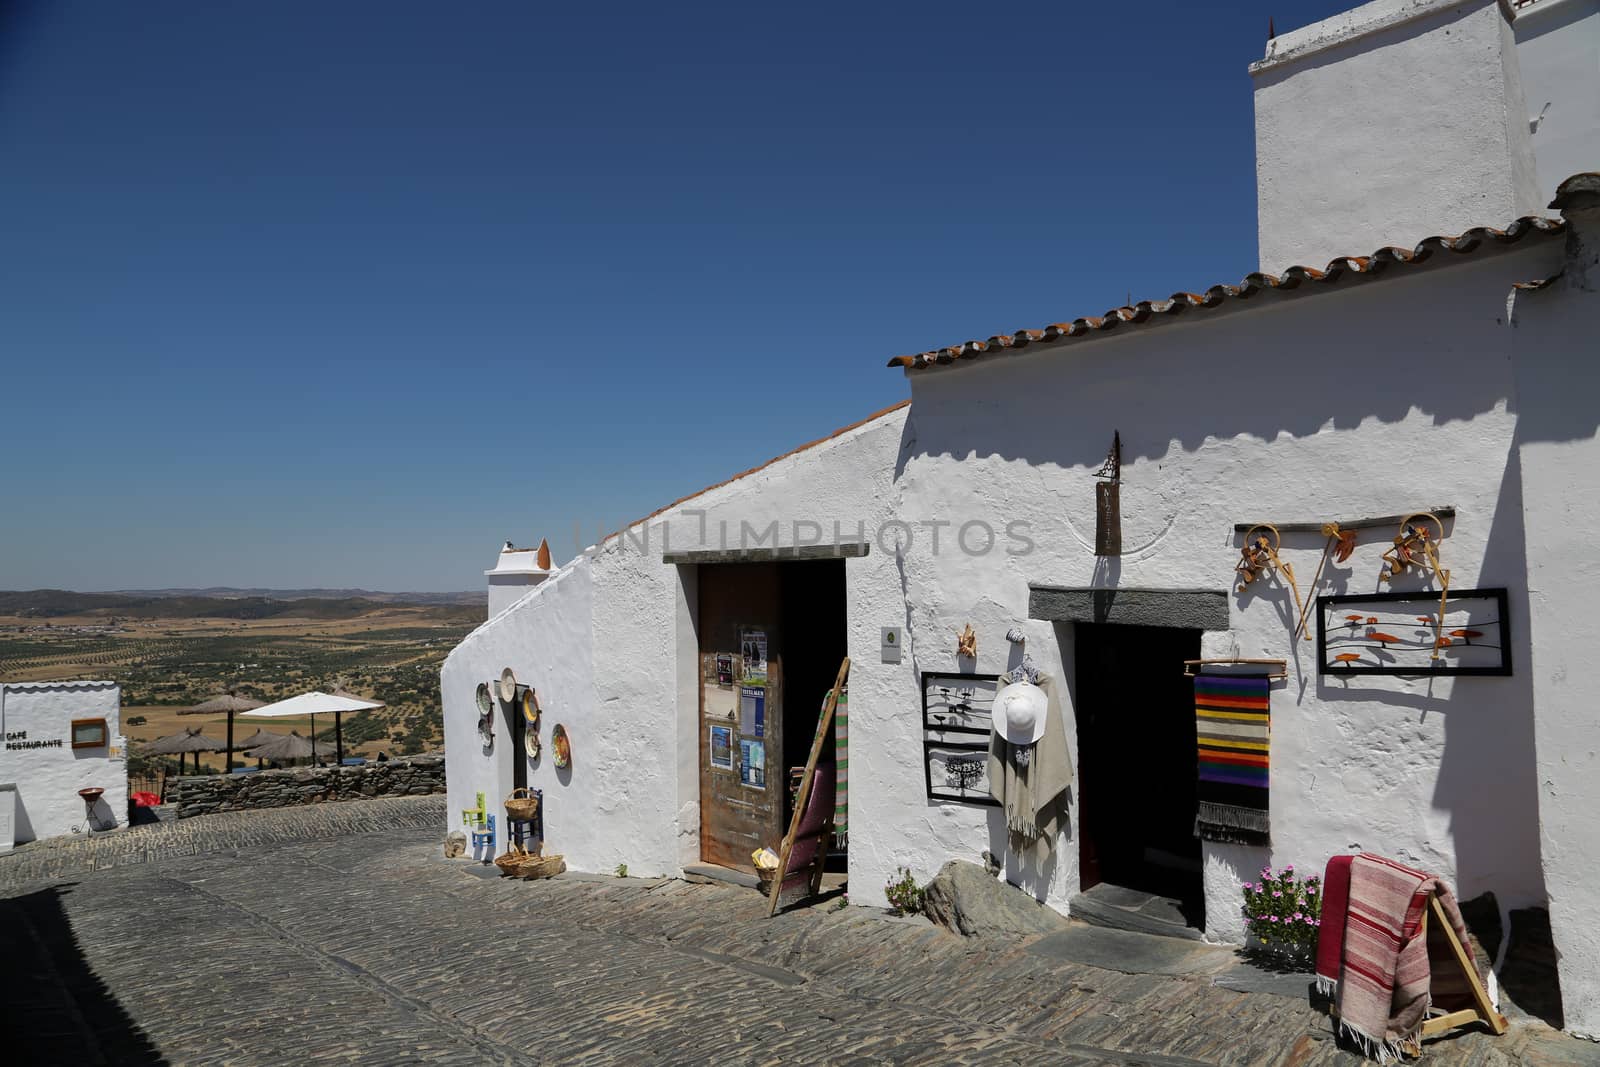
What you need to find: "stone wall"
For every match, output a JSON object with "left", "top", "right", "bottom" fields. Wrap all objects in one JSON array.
[{"left": 168, "top": 756, "right": 445, "bottom": 819}]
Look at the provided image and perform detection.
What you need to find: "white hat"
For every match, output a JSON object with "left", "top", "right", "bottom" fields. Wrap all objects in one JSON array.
[{"left": 994, "top": 680, "right": 1048, "bottom": 745}]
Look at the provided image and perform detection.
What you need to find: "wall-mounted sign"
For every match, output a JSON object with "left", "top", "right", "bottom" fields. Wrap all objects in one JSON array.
[
  {"left": 880, "top": 626, "right": 902, "bottom": 664},
  {"left": 739, "top": 686, "right": 764, "bottom": 738},
  {"left": 70, "top": 719, "right": 108, "bottom": 749},
  {"left": 1316, "top": 588, "right": 1510, "bottom": 676},
  {"left": 921, "top": 672, "right": 1001, "bottom": 807},
  {"left": 4, "top": 730, "right": 64, "bottom": 751}
]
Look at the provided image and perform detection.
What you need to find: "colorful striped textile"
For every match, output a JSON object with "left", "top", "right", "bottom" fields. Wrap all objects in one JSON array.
[
  {"left": 1318, "top": 853, "right": 1482, "bottom": 1062},
  {"left": 833, "top": 688, "right": 848, "bottom": 846},
  {"left": 1193, "top": 674, "right": 1271, "bottom": 844}
]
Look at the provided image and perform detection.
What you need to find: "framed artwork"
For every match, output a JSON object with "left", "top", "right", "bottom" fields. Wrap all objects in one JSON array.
[
  {"left": 1316, "top": 588, "right": 1511, "bottom": 676},
  {"left": 924, "top": 741, "right": 999, "bottom": 807},
  {"left": 921, "top": 672, "right": 1001, "bottom": 806},
  {"left": 921, "top": 672, "right": 1001, "bottom": 735},
  {"left": 71, "top": 718, "right": 109, "bottom": 749}
]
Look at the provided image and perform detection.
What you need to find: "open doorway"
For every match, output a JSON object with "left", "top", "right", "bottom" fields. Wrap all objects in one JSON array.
[
  {"left": 1074, "top": 622, "right": 1204, "bottom": 928},
  {"left": 695, "top": 559, "right": 846, "bottom": 874}
]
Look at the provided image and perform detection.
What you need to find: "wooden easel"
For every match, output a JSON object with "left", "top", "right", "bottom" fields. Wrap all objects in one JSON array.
[
  {"left": 1334, "top": 892, "right": 1508, "bottom": 1054},
  {"left": 766, "top": 657, "right": 849, "bottom": 917},
  {"left": 1408, "top": 893, "right": 1508, "bottom": 1051}
]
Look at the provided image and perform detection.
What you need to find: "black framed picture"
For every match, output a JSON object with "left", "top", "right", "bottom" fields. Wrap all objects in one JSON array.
[
  {"left": 921, "top": 671, "right": 1000, "bottom": 735},
  {"left": 1316, "top": 588, "right": 1511, "bottom": 676},
  {"left": 924, "top": 741, "right": 999, "bottom": 806},
  {"left": 921, "top": 672, "right": 1001, "bottom": 806}
]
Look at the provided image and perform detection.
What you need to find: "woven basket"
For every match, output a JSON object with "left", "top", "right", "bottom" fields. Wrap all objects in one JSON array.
[
  {"left": 494, "top": 843, "right": 546, "bottom": 876},
  {"left": 504, "top": 787, "right": 540, "bottom": 821}
]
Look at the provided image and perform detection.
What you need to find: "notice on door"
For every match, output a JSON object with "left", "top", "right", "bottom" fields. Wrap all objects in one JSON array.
[
  {"left": 741, "top": 630, "right": 767, "bottom": 687},
  {"left": 739, "top": 739, "right": 766, "bottom": 789},
  {"left": 740, "top": 686, "right": 765, "bottom": 738}
]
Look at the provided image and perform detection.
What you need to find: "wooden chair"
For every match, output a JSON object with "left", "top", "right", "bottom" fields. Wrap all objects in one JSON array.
[{"left": 773, "top": 766, "right": 835, "bottom": 904}]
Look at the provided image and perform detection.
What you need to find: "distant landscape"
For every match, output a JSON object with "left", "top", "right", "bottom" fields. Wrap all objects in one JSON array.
[{"left": 0, "top": 588, "right": 481, "bottom": 770}]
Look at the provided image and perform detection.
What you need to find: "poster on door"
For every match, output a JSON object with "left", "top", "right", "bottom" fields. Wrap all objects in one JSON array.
[
  {"left": 739, "top": 686, "right": 764, "bottom": 738},
  {"left": 709, "top": 725, "right": 734, "bottom": 770},
  {"left": 715, "top": 654, "right": 734, "bottom": 687},
  {"left": 739, "top": 739, "right": 765, "bottom": 789},
  {"left": 741, "top": 630, "right": 767, "bottom": 687}
]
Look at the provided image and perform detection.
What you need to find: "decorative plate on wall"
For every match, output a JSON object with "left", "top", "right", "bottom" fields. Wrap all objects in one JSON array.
[
  {"left": 524, "top": 729, "right": 541, "bottom": 760},
  {"left": 499, "top": 668, "right": 519, "bottom": 704},
  {"left": 521, "top": 688, "right": 540, "bottom": 728},
  {"left": 477, "top": 711, "right": 494, "bottom": 748},
  {"left": 475, "top": 682, "right": 492, "bottom": 716},
  {"left": 551, "top": 724, "right": 571, "bottom": 768}
]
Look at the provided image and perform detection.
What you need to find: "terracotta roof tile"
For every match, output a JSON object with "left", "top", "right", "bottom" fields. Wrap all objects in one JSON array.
[{"left": 888, "top": 216, "right": 1566, "bottom": 371}]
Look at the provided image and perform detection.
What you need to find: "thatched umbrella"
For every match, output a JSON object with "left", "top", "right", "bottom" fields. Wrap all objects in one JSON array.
[
  {"left": 242, "top": 730, "right": 338, "bottom": 765},
  {"left": 183, "top": 692, "right": 265, "bottom": 774},
  {"left": 140, "top": 727, "right": 225, "bottom": 775},
  {"left": 234, "top": 727, "right": 280, "bottom": 769}
]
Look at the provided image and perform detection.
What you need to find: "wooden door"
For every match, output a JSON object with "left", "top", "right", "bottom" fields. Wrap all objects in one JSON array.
[{"left": 697, "top": 563, "right": 783, "bottom": 871}]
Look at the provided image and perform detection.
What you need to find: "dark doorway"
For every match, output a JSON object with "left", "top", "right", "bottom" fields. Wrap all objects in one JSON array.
[
  {"left": 1074, "top": 622, "right": 1203, "bottom": 926},
  {"left": 779, "top": 561, "right": 846, "bottom": 832},
  {"left": 503, "top": 694, "right": 527, "bottom": 791}
]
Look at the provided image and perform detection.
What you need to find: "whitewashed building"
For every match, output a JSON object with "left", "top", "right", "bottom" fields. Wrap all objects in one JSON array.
[
  {"left": 0, "top": 680, "right": 127, "bottom": 848},
  {"left": 443, "top": 0, "right": 1600, "bottom": 1035}
]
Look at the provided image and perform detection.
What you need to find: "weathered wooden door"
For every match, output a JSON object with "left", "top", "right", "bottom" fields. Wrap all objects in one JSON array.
[{"left": 697, "top": 563, "right": 783, "bottom": 872}]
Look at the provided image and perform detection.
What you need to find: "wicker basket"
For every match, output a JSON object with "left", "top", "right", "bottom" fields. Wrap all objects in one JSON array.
[
  {"left": 504, "top": 787, "right": 540, "bottom": 821},
  {"left": 493, "top": 842, "right": 545, "bottom": 876}
]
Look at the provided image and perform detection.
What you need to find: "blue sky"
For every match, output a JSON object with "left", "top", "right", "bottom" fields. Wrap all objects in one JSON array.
[{"left": 0, "top": 0, "right": 1352, "bottom": 592}]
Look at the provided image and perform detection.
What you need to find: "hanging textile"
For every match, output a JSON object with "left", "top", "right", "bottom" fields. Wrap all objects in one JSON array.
[
  {"left": 833, "top": 687, "right": 848, "bottom": 847},
  {"left": 1193, "top": 674, "right": 1271, "bottom": 844}
]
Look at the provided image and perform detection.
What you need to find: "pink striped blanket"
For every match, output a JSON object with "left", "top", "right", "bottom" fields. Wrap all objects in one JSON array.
[{"left": 1314, "top": 853, "right": 1480, "bottom": 1063}]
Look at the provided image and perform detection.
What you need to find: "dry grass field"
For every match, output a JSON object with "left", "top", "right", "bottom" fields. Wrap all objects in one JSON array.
[{"left": 0, "top": 598, "right": 478, "bottom": 766}]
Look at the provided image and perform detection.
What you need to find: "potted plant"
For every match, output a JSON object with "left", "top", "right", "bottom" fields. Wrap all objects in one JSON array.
[{"left": 1241, "top": 864, "right": 1322, "bottom": 968}]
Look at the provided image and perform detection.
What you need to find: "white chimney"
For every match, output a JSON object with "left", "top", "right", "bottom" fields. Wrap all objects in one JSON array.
[
  {"left": 1252, "top": 0, "right": 1543, "bottom": 274},
  {"left": 485, "top": 538, "right": 552, "bottom": 618}
]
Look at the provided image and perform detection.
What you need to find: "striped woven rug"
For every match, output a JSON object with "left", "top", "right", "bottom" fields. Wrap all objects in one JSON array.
[
  {"left": 833, "top": 688, "right": 848, "bottom": 846},
  {"left": 1193, "top": 674, "right": 1271, "bottom": 845}
]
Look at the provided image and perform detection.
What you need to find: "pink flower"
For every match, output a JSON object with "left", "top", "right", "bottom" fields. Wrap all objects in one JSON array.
[
  {"left": 1284, "top": 864, "right": 1294, "bottom": 872},
  {"left": 1306, "top": 886, "right": 1318, "bottom": 896},
  {"left": 1273, "top": 890, "right": 1283, "bottom": 898},
  {"left": 1269, "top": 915, "right": 1280, "bottom": 923},
  {"left": 1305, "top": 917, "right": 1316, "bottom": 925},
  {"left": 1314, "top": 919, "right": 1322, "bottom": 926},
  {"left": 1241, "top": 882, "right": 1253, "bottom": 890},
  {"left": 1293, "top": 912, "right": 1303, "bottom": 921}
]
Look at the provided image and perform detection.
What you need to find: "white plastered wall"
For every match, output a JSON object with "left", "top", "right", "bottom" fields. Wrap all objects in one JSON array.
[
  {"left": 1510, "top": 215, "right": 1600, "bottom": 1038},
  {"left": 1253, "top": 0, "right": 1543, "bottom": 274},
  {"left": 898, "top": 242, "right": 1561, "bottom": 941},
  {"left": 1515, "top": 0, "right": 1600, "bottom": 204},
  {"left": 0, "top": 680, "right": 126, "bottom": 843},
  {"left": 442, "top": 406, "right": 913, "bottom": 879}
]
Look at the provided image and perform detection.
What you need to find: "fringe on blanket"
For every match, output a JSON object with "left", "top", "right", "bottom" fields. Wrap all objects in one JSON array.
[
  {"left": 1334, "top": 1016, "right": 1421, "bottom": 1067},
  {"left": 1312, "top": 975, "right": 1337, "bottom": 998},
  {"left": 1194, "top": 801, "right": 1271, "bottom": 845}
]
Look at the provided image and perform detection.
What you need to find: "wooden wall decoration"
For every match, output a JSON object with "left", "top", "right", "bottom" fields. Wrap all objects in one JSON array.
[
  {"left": 1316, "top": 588, "right": 1510, "bottom": 676},
  {"left": 921, "top": 672, "right": 1001, "bottom": 807}
]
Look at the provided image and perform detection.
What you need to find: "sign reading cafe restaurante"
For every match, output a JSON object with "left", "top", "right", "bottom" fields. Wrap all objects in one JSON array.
[{"left": 5, "top": 730, "right": 65, "bottom": 750}]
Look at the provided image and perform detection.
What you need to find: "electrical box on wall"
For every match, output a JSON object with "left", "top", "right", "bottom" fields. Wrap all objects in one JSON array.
[{"left": 881, "top": 626, "right": 902, "bottom": 664}]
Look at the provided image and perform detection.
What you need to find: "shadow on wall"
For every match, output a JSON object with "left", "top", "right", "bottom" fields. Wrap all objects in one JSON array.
[
  {"left": 895, "top": 263, "right": 1594, "bottom": 476},
  {"left": 0, "top": 885, "right": 167, "bottom": 1064}
]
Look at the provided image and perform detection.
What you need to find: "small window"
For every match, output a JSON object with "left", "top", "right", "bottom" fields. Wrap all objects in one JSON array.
[{"left": 71, "top": 718, "right": 108, "bottom": 749}]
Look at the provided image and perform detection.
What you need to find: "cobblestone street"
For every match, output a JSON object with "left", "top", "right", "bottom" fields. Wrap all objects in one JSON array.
[{"left": 3, "top": 798, "right": 1597, "bottom": 1066}]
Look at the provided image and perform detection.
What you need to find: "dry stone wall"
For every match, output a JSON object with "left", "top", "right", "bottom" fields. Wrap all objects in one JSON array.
[{"left": 167, "top": 756, "right": 444, "bottom": 818}]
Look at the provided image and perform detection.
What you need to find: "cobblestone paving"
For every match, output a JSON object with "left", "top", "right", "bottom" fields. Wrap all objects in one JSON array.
[{"left": 3, "top": 800, "right": 1597, "bottom": 1066}]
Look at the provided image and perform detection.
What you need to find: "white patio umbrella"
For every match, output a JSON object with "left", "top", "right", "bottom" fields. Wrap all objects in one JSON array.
[{"left": 240, "top": 690, "right": 384, "bottom": 765}]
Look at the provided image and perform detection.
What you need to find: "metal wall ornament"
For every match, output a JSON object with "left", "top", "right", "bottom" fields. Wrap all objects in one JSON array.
[
  {"left": 1316, "top": 588, "right": 1509, "bottom": 676},
  {"left": 921, "top": 672, "right": 1002, "bottom": 807},
  {"left": 1092, "top": 431, "right": 1122, "bottom": 556},
  {"left": 1291, "top": 522, "right": 1359, "bottom": 641}
]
